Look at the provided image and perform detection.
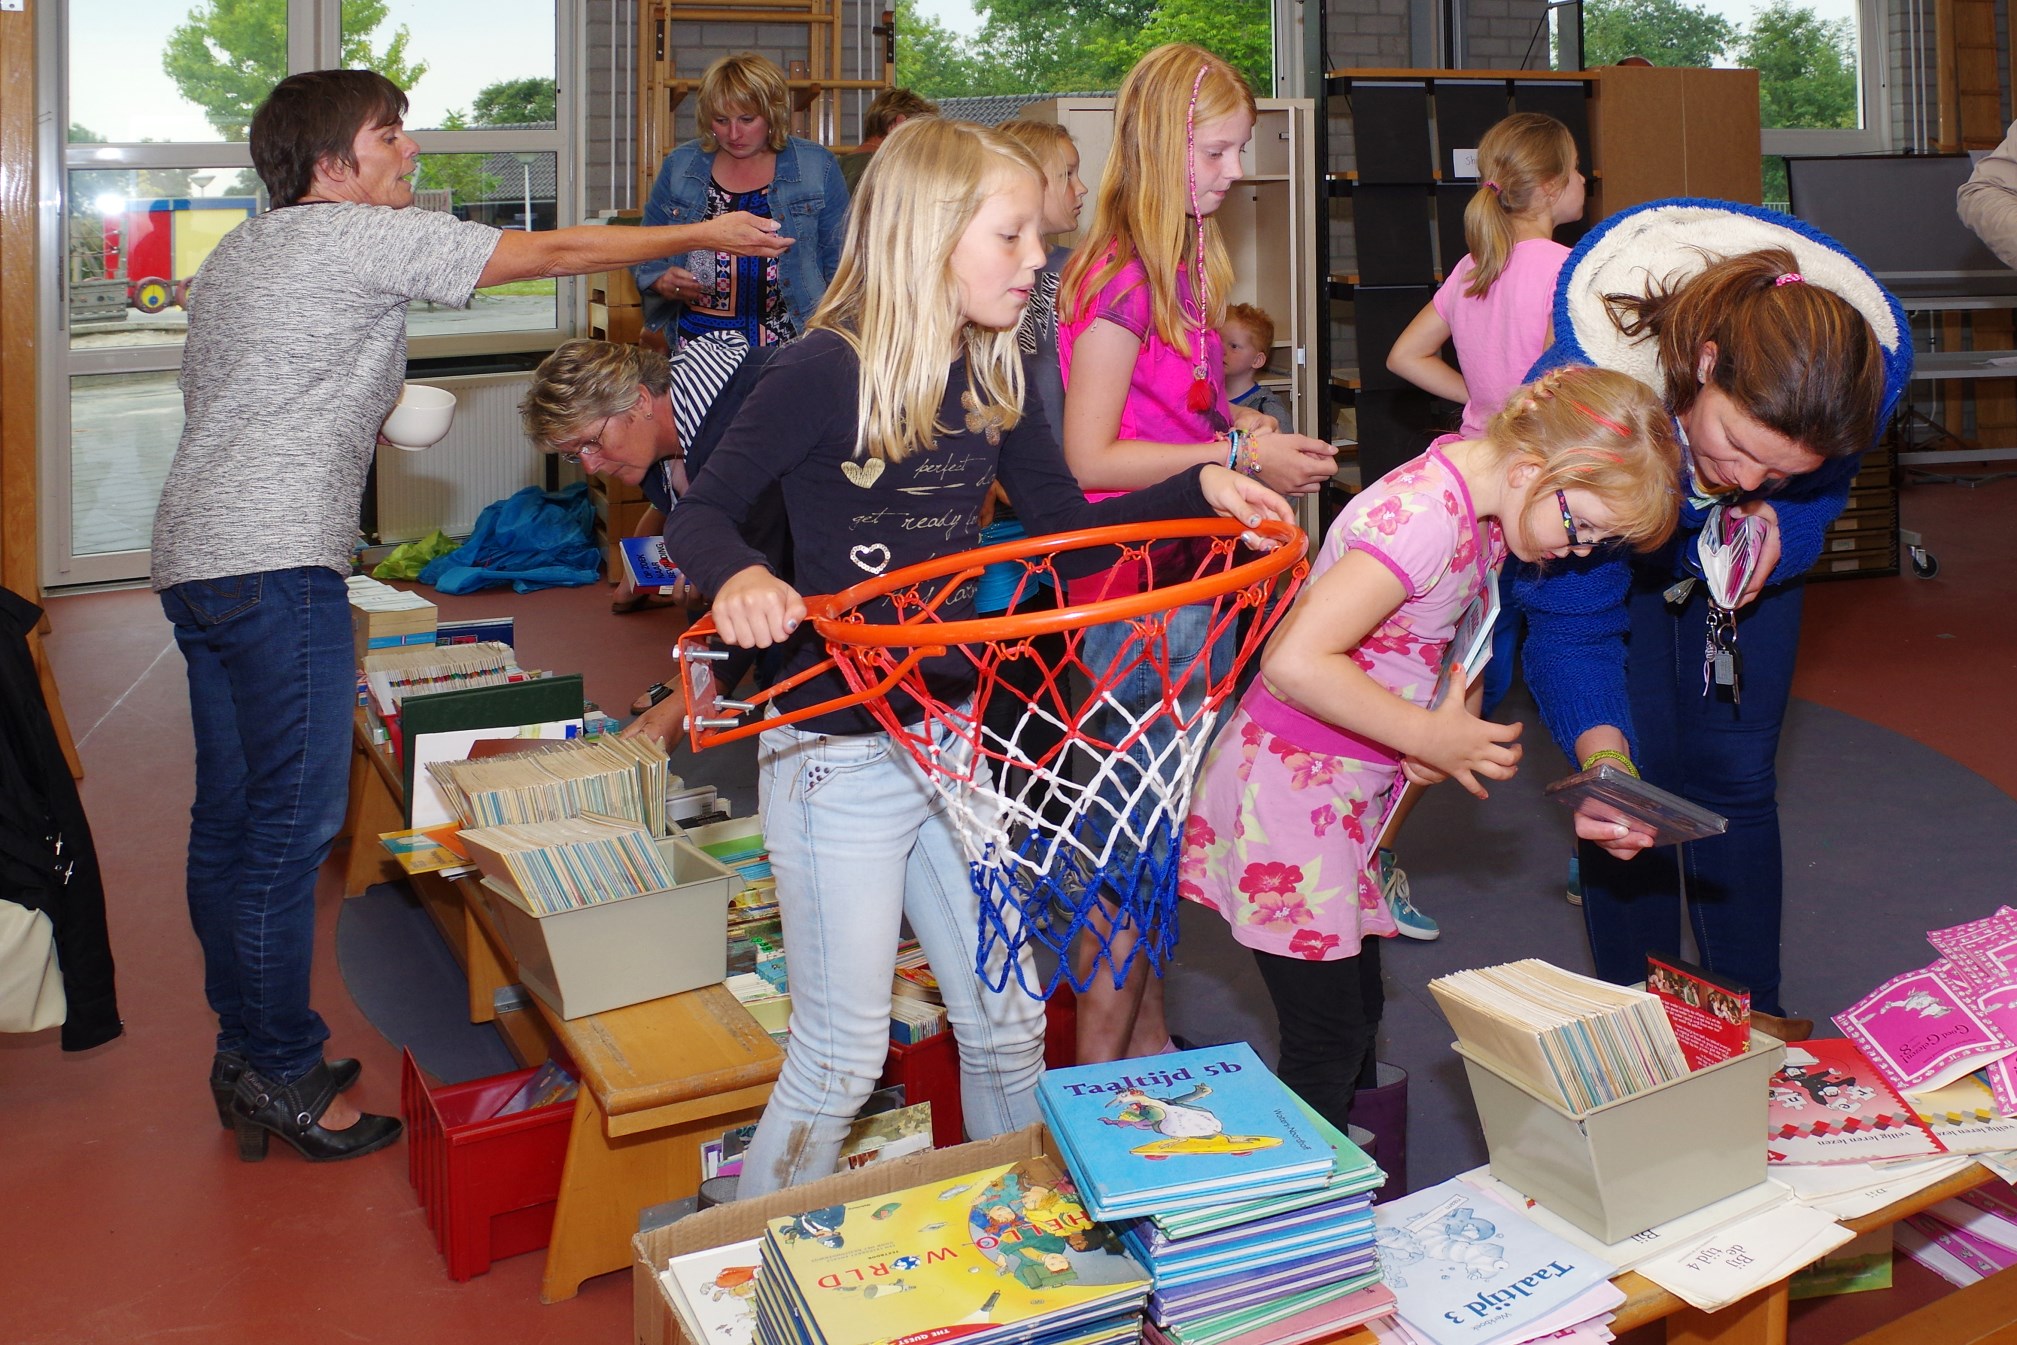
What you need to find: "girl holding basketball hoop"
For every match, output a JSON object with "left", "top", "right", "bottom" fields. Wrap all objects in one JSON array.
[
  {"left": 1182, "top": 367, "right": 1680, "bottom": 1134},
  {"left": 665, "top": 116, "right": 1294, "bottom": 1196},
  {"left": 1056, "top": 44, "right": 1339, "bottom": 1064}
]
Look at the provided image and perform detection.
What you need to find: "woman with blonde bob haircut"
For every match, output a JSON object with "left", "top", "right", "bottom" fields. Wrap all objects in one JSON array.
[
  {"left": 665, "top": 113, "right": 1295, "bottom": 1196},
  {"left": 635, "top": 52, "right": 848, "bottom": 371}
]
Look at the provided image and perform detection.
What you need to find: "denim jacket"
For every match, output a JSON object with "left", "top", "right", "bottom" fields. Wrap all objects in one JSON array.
[{"left": 633, "top": 136, "right": 850, "bottom": 337}]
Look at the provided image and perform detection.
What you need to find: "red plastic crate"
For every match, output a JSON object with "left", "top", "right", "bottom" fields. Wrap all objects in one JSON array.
[
  {"left": 878, "top": 984, "right": 1076, "bottom": 1149},
  {"left": 399, "top": 1049, "right": 575, "bottom": 1281}
]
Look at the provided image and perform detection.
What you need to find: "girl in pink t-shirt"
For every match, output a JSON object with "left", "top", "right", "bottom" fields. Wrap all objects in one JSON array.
[
  {"left": 1387, "top": 113, "right": 1584, "bottom": 439},
  {"left": 1182, "top": 366, "right": 1680, "bottom": 1136},
  {"left": 1055, "top": 44, "right": 1338, "bottom": 1066}
]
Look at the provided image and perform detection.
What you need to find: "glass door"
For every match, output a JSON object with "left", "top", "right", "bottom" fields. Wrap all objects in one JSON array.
[{"left": 42, "top": 0, "right": 568, "bottom": 588}]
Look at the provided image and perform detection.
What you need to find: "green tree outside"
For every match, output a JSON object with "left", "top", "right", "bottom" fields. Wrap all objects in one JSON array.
[
  {"left": 1735, "top": 1, "right": 1858, "bottom": 130},
  {"left": 412, "top": 108, "right": 500, "bottom": 211},
  {"left": 1582, "top": 0, "right": 1733, "bottom": 68},
  {"left": 162, "top": 0, "right": 428, "bottom": 141},
  {"left": 895, "top": 0, "right": 1270, "bottom": 101},
  {"left": 472, "top": 77, "right": 557, "bottom": 127}
]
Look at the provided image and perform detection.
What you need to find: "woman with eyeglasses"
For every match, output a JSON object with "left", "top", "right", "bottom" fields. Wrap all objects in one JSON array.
[
  {"left": 1515, "top": 200, "right": 1913, "bottom": 1038},
  {"left": 520, "top": 338, "right": 790, "bottom": 744}
]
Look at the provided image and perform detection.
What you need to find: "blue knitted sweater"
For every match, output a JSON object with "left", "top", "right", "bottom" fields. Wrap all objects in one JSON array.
[{"left": 1513, "top": 200, "right": 1913, "bottom": 757}]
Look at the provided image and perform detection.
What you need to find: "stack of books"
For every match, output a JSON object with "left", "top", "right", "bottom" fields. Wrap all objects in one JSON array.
[
  {"left": 753, "top": 1155, "right": 1152, "bottom": 1345},
  {"left": 346, "top": 575, "right": 436, "bottom": 664},
  {"left": 1900, "top": 1181, "right": 2017, "bottom": 1286},
  {"left": 890, "top": 940, "right": 949, "bottom": 1045},
  {"left": 459, "top": 813, "right": 672, "bottom": 914},
  {"left": 1039, "top": 1043, "right": 1394, "bottom": 1345},
  {"left": 362, "top": 640, "right": 521, "bottom": 717},
  {"left": 1428, "top": 960, "right": 1691, "bottom": 1112},
  {"left": 1373, "top": 1179, "right": 1623, "bottom": 1345},
  {"left": 428, "top": 736, "right": 671, "bottom": 836},
  {"left": 688, "top": 818, "right": 783, "bottom": 975}
]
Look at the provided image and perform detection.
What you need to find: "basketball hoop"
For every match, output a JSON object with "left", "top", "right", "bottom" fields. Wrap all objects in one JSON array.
[{"left": 675, "top": 517, "right": 1308, "bottom": 998}]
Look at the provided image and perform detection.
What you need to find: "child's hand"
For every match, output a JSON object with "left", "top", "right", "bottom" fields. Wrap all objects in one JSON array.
[
  {"left": 1198, "top": 465, "right": 1296, "bottom": 544},
  {"left": 1231, "top": 405, "right": 1280, "bottom": 435},
  {"left": 1399, "top": 757, "right": 1448, "bottom": 787},
  {"left": 1416, "top": 672, "right": 1523, "bottom": 798},
  {"left": 710, "top": 566, "right": 805, "bottom": 647},
  {"left": 1251, "top": 430, "right": 1339, "bottom": 496}
]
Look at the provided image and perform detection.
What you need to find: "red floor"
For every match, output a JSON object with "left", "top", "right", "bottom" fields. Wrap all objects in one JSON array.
[{"left": 5, "top": 472, "right": 2014, "bottom": 1344}]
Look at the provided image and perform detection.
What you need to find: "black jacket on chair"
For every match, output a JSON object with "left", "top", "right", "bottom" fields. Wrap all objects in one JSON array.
[{"left": 0, "top": 587, "right": 121, "bottom": 1050}]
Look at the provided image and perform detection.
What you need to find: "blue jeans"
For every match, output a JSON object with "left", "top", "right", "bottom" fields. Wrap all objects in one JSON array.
[
  {"left": 1578, "top": 573, "right": 1804, "bottom": 1016},
  {"left": 160, "top": 567, "right": 354, "bottom": 1083},
  {"left": 736, "top": 716, "right": 1047, "bottom": 1196},
  {"left": 1076, "top": 602, "right": 1230, "bottom": 985}
]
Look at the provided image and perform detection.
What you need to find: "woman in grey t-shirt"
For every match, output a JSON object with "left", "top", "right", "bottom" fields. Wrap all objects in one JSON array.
[{"left": 152, "top": 69, "right": 792, "bottom": 1165}]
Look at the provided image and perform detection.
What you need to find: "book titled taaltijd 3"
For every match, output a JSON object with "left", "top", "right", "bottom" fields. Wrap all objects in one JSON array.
[{"left": 1037, "top": 1043, "right": 1336, "bottom": 1221}]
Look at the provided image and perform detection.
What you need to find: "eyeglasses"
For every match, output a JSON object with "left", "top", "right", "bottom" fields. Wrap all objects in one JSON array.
[
  {"left": 557, "top": 412, "right": 618, "bottom": 466},
  {"left": 1555, "top": 489, "right": 1604, "bottom": 551}
]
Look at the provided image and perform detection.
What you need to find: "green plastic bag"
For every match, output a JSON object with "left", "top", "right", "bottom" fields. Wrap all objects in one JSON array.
[{"left": 372, "top": 529, "right": 459, "bottom": 581}]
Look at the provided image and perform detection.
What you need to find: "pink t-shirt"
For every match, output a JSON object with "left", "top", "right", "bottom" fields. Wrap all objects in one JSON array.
[
  {"left": 1432, "top": 237, "right": 1570, "bottom": 440},
  {"left": 1059, "top": 256, "right": 1230, "bottom": 485}
]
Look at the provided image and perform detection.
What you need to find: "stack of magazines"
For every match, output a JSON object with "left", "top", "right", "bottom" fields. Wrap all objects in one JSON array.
[
  {"left": 459, "top": 813, "right": 672, "bottom": 914},
  {"left": 753, "top": 1155, "right": 1151, "bottom": 1345},
  {"left": 428, "top": 735, "right": 671, "bottom": 836},
  {"left": 1429, "top": 960, "right": 1691, "bottom": 1113},
  {"left": 1040, "top": 1043, "right": 1396, "bottom": 1345}
]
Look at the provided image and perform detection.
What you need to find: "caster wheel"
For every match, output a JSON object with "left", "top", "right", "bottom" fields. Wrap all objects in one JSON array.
[{"left": 1909, "top": 546, "right": 1939, "bottom": 579}]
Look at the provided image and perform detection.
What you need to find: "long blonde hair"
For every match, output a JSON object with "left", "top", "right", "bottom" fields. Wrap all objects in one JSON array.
[
  {"left": 1464, "top": 113, "right": 1577, "bottom": 298},
  {"left": 809, "top": 117, "right": 1042, "bottom": 464},
  {"left": 1059, "top": 44, "right": 1254, "bottom": 357}
]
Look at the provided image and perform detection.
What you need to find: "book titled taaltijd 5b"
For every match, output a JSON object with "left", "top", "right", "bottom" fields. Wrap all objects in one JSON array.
[{"left": 1037, "top": 1042, "right": 1336, "bottom": 1221}]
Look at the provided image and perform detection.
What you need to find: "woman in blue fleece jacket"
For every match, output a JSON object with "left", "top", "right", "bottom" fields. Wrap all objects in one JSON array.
[{"left": 1517, "top": 200, "right": 1912, "bottom": 1026}]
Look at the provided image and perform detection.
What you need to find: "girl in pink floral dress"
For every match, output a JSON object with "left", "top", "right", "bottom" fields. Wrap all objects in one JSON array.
[{"left": 1182, "top": 366, "right": 1682, "bottom": 1133}]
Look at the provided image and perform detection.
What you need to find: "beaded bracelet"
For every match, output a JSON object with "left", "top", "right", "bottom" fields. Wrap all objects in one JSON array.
[
  {"left": 1240, "top": 432, "right": 1264, "bottom": 479},
  {"left": 1580, "top": 748, "right": 1639, "bottom": 777}
]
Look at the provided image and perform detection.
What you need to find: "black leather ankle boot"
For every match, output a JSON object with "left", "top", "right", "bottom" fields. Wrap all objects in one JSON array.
[
  {"left": 231, "top": 1060, "right": 401, "bottom": 1163},
  {"left": 210, "top": 1052, "right": 360, "bottom": 1130}
]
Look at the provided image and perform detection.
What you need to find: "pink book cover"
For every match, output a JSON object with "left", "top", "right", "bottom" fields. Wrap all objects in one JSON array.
[
  {"left": 1766, "top": 1038, "right": 1927, "bottom": 1139},
  {"left": 1928, "top": 908, "right": 2017, "bottom": 983},
  {"left": 1978, "top": 982, "right": 2017, "bottom": 1115},
  {"left": 1833, "top": 963, "right": 2015, "bottom": 1092},
  {"left": 1900, "top": 1212, "right": 2017, "bottom": 1287}
]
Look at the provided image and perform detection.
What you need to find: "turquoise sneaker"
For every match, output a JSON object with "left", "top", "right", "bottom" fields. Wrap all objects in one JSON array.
[
  {"left": 1380, "top": 849, "right": 1439, "bottom": 941},
  {"left": 1566, "top": 855, "right": 1584, "bottom": 906}
]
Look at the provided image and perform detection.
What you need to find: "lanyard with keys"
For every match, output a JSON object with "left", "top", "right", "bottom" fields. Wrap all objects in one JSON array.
[{"left": 1672, "top": 505, "right": 1766, "bottom": 704}]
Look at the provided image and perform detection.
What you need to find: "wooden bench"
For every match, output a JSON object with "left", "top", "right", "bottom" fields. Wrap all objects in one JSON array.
[
  {"left": 1847, "top": 1262, "right": 2017, "bottom": 1345},
  {"left": 341, "top": 718, "right": 782, "bottom": 1302}
]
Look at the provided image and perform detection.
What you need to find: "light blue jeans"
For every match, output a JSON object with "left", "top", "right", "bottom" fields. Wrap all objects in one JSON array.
[{"left": 735, "top": 716, "right": 1047, "bottom": 1196}]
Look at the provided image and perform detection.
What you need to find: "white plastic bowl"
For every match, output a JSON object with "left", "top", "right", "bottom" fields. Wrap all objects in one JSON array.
[{"left": 381, "top": 382, "right": 457, "bottom": 451}]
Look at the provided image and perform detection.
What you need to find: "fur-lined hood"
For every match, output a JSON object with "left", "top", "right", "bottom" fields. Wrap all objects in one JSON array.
[{"left": 1545, "top": 198, "right": 1914, "bottom": 433}]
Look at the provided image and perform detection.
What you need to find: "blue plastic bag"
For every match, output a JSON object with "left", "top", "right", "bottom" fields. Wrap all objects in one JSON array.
[{"left": 418, "top": 483, "right": 603, "bottom": 595}]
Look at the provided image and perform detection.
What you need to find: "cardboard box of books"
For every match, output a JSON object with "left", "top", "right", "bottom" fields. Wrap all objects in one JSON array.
[
  {"left": 473, "top": 835, "right": 736, "bottom": 1019},
  {"left": 1454, "top": 1029, "right": 1784, "bottom": 1243},
  {"left": 632, "top": 1124, "right": 1059, "bottom": 1345}
]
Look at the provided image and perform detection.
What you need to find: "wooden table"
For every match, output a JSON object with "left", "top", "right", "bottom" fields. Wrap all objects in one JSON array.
[
  {"left": 1605, "top": 1164, "right": 1993, "bottom": 1344},
  {"left": 340, "top": 717, "right": 782, "bottom": 1302}
]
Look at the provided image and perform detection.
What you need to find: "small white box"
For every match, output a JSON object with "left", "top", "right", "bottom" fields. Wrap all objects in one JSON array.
[
  {"left": 1455, "top": 1030, "right": 1786, "bottom": 1243},
  {"left": 477, "top": 836, "right": 734, "bottom": 1019}
]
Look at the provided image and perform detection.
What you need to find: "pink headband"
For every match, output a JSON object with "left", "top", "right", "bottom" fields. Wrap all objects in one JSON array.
[
  {"left": 1569, "top": 401, "right": 1631, "bottom": 439},
  {"left": 1775, "top": 272, "right": 1803, "bottom": 287}
]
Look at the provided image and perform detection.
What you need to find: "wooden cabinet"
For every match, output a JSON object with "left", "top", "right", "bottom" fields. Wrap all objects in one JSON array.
[{"left": 1591, "top": 65, "right": 1761, "bottom": 214}]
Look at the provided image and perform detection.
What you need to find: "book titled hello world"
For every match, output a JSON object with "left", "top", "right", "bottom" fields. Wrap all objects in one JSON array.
[{"left": 1037, "top": 1042, "right": 1335, "bottom": 1220}]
